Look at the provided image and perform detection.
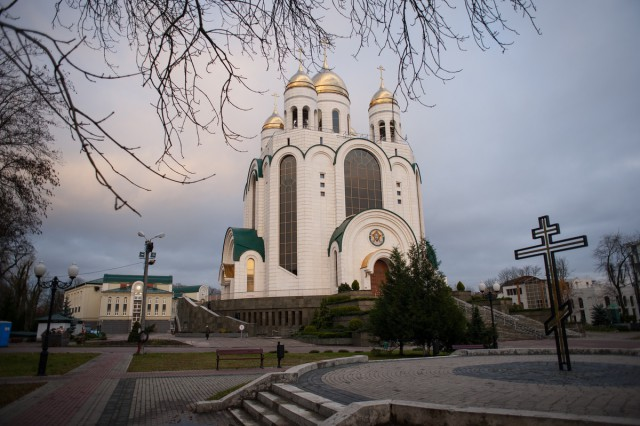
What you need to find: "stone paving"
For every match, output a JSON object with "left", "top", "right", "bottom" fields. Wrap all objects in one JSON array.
[{"left": 0, "top": 332, "right": 639, "bottom": 425}]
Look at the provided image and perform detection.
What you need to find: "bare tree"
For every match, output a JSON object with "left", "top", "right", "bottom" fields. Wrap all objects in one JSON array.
[
  {"left": 0, "top": 54, "right": 59, "bottom": 280},
  {"left": 0, "top": 0, "right": 539, "bottom": 215},
  {"left": 594, "top": 232, "right": 639, "bottom": 319}
]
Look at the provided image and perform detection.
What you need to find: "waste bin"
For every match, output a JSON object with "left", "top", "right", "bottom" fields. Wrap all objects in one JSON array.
[{"left": 0, "top": 321, "right": 11, "bottom": 347}]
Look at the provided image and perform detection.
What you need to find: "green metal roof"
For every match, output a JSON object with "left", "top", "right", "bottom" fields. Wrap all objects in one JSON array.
[
  {"left": 230, "top": 228, "right": 265, "bottom": 261},
  {"left": 173, "top": 285, "right": 203, "bottom": 294},
  {"left": 103, "top": 286, "right": 173, "bottom": 295},
  {"left": 36, "top": 314, "right": 73, "bottom": 323},
  {"left": 327, "top": 215, "right": 356, "bottom": 256},
  {"left": 103, "top": 274, "right": 173, "bottom": 284}
]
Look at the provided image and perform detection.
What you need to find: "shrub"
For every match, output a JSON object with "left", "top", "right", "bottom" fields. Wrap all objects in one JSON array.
[
  {"left": 348, "top": 318, "right": 364, "bottom": 331},
  {"left": 456, "top": 281, "right": 465, "bottom": 291},
  {"left": 323, "top": 349, "right": 334, "bottom": 353},
  {"left": 338, "top": 349, "right": 350, "bottom": 353},
  {"left": 351, "top": 280, "right": 360, "bottom": 291},
  {"left": 338, "top": 283, "right": 351, "bottom": 293},
  {"left": 326, "top": 294, "right": 352, "bottom": 304},
  {"left": 330, "top": 305, "right": 361, "bottom": 316},
  {"left": 309, "top": 349, "right": 319, "bottom": 353},
  {"left": 303, "top": 325, "right": 318, "bottom": 334}
]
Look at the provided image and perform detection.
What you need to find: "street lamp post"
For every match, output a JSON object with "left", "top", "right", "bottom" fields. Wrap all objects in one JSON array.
[
  {"left": 136, "top": 231, "right": 164, "bottom": 354},
  {"left": 34, "top": 262, "right": 79, "bottom": 376},
  {"left": 479, "top": 281, "right": 501, "bottom": 349}
]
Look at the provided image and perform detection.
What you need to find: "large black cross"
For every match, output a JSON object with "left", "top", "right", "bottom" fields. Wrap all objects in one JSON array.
[{"left": 514, "top": 216, "right": 588, "bottom": 371}]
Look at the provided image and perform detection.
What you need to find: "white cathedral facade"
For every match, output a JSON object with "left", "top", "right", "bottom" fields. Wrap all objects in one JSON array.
[{"left": 219, "top": 59, "right": 425, "bottom": 300}]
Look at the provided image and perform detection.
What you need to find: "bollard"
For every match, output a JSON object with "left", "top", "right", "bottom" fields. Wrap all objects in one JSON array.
[{"left": 277, "top": 341, "right": 285, "bottom": 368}]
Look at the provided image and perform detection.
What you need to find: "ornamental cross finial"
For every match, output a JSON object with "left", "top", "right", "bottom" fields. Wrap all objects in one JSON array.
[
  {"left": 377, "top": 65, "right": 385, "bottom": 87},
  {"left": 271, "top": 93, "right": 279, "bottom": 113},
  {"left": 320, "top": 39, "right": 329, "bottom": 69},
  {"left": 297, "top": 48, "right": 304, "bottom": 72},
  {"left": 514, "top": 215, "right": 588, "bottom": 371}
]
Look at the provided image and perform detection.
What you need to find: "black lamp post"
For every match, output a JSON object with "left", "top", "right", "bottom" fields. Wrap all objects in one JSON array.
[
  {"left": 34, "top": 262, "right": 79, "bottom": 376},
  {"left": 479, "top": 281, "right": 501, "bottom": 349},
  {"left": 136, "top": 231, "right": 164, "bottom": 355}
]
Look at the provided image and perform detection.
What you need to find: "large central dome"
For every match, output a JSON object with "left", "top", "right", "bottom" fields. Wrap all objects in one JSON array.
[{"left": 312, "top": 59, "right": 349, "bottom": 99}]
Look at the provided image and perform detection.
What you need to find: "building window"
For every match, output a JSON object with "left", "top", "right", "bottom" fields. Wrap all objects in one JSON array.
[
  {"left": 320, "top": 191, "right": 325, "bottom": 197},
  {"left": 390, "top": 120, "right": 396, "bottom": 141},
  {"left": 332, "top": 109, "right": 339, "bottom": 133},
  {"left": 123, "top": 297, "right": 128, "bottom": 316},
  {"left": 344, "top": 149, "right": 383, "bottom": 216},
  {"left": 292, "top": 106, "right": 298, "bottom": 128},
  {"left": 370, "top": 124, "right": 375, "bottom": 142},
  {"left": 162, "top": 300, "right": 167, "bottom": 316},
  {"left": 320, "top": 173, "right": 325, "bottom": 179},
  {"left": 115, "top": 297, "right": 119, "bottom": 316},
  {"left": 578, "top": 298, "right": 584, "bottom": 308},
  {"left": 302, "top": 107, "right": 309, "bottom": 128},
  {"left": 251, "top": 175, "right": 257, "bottom": 229},
  {"left": 155, "top": 297, "right": 159, "bottom": 316},
  {"left": 279, "top": 155, "right": 298, "bottom": 274},
  {"left": 247, "top": 258, "right": 255, "bottom": 292},
  {"left": 397, "top": 199, "right": 402, "bottom": 204},
  {"left": 147, "top": 301, "right": 151, "bottom": 316},
  {"left": 320, "top": 182, "right": 325, "bottom": 188},
  {"left": 379, "top": 120, "right": 386, "bottom": 141},
  {"left": 318, "top": 109, "right": 322, "bottom": 131},
  {"left": 107, "top": 297, "right": 112, "bottom": 316}
]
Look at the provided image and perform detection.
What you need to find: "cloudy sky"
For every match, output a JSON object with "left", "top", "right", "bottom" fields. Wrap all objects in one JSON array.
[{"left": 24, "top": 1, "right": 639, "bottom": 290}]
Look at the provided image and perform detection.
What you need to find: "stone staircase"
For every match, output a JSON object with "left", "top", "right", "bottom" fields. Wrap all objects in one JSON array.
[
  {"left": 229, "top": 383, "right": 345, "bottom": 425},
  {"left": 453, "top": 298, "right": 582, "bottom": 340}
]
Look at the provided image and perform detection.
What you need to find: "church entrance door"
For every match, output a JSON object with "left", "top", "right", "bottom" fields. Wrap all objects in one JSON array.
[{"left": 370, "top": 259, "right": 389, "bottom": 296}]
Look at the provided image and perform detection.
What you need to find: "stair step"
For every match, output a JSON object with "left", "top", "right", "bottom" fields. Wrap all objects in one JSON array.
[
  {"left": 258, "top": 391, "right": 326, "bottom": 426},
  {"left": 243, "top": 398, "right": 293, "bottom": 426},
  {"left": 229, "top": 407, "right": 261, "bottom": 425},
  {"left": 272, "top": 383, "right": 345, "bottom": 418}
]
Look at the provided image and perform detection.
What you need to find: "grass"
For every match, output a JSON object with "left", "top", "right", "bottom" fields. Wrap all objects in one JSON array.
[
  {"left": 0, "top": 383, "right": 46, "bottom": 408},
  {"left": 127, "top": 349, "right": 434, "bottom": 372},
  {"left": 0, "top": 353, "right": 99, "bottom": 377},
  {"left": 208, "top": 382, "right": 251, "bottom": 400}
]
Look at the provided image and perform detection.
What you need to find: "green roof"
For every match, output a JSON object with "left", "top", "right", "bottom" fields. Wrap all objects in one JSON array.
[
  {"left": 173, "top": 285, "right": 203, "bottom": 294},
  {"left": 230, "top": 228, "right": 265, "bottom": 261},
  {"left": 103, "top": 286, "right": 172, "bottom": 294},
  {"left": 37, "top": 314, "right": 73, "bottom": 323},
  {"left": 103, "top": 274, "right": 173, "bottom": 284},
  {"left": 327, "top": 215, "right": 356, "bottom": 256}
]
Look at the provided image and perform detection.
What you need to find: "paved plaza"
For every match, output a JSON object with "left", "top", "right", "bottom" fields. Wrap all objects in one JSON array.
[{"left": 0, "top": 332, "right": 639, "bottom": 425}]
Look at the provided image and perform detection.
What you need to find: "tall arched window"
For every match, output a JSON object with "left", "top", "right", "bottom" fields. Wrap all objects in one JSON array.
[
  {"left": 302, "top": 107, "right": 309, "bottom": 128},
  {"left": 318, "top": 110, "right": 322, "bottom": 131},
  {"left": 247, "top": 258, "right": 255, "bottom": 292},
  {"left": 379, "top": 121, "right": 386, "bottom": 141},
  {"left": 279, "top": 155, "right": 297, "bottom": 274},
  {"left": 390, "top": 120, "right": 396, "bottom": 141},
  {"left": 344, "top": 149, "right": 383, "bottom": 216},
  {"left": 292, "top": 106, "right": 298, "bottom": 128},
  {"left": 332, "top": 109, "right": 340, "bottom": 133},
  {"left": 370, "top": 124, "right": 375, "bottom": 142},
  {"left": 251, "top": 175, "right": 257, "bottom": 229}
]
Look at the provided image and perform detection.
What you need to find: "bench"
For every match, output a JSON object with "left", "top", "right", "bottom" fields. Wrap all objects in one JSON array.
[
  {"left": 451, "top": 344, "right": 485, "bottom": 350},
  {"left": 216, "top": 348, "right": 264, "bottom": 370}
]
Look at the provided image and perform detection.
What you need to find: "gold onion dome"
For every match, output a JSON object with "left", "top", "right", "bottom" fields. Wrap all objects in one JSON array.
[
  {"left": 369, "top": 85, "right": 397, "bottom": 109},
  {"left": 312, "top": 57, "right": 349, "bottom": 99},
  {"left": 286, "top": 66, "right": 315, "bottom": 91},
  {"left": 262, "top": 111, "right": 284, "bottom": 131}
]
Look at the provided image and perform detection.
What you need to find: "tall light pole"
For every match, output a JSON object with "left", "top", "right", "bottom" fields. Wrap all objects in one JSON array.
[
  {"left": 137, "top": 231, "right": 164, "bottom": 334},
  {"left": 34, "top": 262, "right": 79, "bottom": 376},
  {"left": 479, "top": 281, "right": 501, "bottom": 349}
]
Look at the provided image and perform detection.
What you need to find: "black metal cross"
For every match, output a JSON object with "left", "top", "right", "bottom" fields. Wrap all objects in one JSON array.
[{"left": 514, "top": 215, "right": 588, "bottom": 371}]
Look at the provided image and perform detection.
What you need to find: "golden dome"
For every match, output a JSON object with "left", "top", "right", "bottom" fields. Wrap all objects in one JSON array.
[
  {"left": 312, "top": 63, "right": 349, "bottom": 99},
  {"left": 369, "top": 86, "right": 397, "bottom": 109},
  {"left": 262, "top": 112, "right": 284, "bottom": 131},
  {"left": 286, "top": 68, "right": 315, "bottom": 91}
]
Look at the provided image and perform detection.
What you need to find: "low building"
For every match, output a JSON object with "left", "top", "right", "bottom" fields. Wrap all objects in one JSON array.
[
  {"left": 567, "top": 278, "right": 638, "bottom": 324},
  {"left": 63, "top": 278, "right": 103, "bottom": 328},
  {"left": 501, "top": 276, "right": 549, "bottom": 310},
  {"left": 173, "top": 285, "right": 209, "bottom": 303}
]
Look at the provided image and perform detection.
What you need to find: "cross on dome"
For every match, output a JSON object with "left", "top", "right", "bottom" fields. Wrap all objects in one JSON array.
[{"left": 377, "top": 65, "right": 386, "bottom": 88}]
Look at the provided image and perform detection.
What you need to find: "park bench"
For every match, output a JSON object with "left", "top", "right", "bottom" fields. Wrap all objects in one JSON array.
[
  {"left": 216, "top": 348, "right": 264, "bottom": 370},
  {"left": 451, "top": 344, "right": 485, "bottom": 350}
]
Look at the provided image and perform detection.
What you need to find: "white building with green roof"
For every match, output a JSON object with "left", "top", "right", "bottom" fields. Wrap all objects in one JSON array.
[{"left": 218, "top": 58, "right": 425, "bottom": 301}]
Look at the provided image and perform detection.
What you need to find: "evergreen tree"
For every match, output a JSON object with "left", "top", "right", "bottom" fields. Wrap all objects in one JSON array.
[{"left": 467, "top": 306, "right": 489, "bottom": 345}]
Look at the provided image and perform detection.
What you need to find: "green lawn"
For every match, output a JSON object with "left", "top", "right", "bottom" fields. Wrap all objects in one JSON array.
[
  {"left": 0, "top": 383, "right": 46, "bottom": 408},
  {"left": 0, "top": 353, "right": 99, "bottom": 376},
  {"left": 128, "top": 349, "right": 430, "bottom": 372}
]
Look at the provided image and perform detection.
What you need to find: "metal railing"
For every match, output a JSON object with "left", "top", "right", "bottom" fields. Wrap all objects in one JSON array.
[{"left": 454, "top": 298, "right": 546, "bottom": 339}]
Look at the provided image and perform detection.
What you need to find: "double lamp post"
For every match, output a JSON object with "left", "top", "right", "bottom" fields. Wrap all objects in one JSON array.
[
  {"left": 34, "top": 262, "right": 79, "bottom": 376},
  {"left": 479, "top": 281, "right": 501, "bottom": 349}
]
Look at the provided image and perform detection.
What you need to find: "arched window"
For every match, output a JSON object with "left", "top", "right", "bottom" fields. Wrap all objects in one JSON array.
[
  {"left": 379, "top": 121, "right": 386, "bottom": 141},
  {"left": 123, "top": 297, "right": 128, "bottom": 316},
  {"left": 279, "top": 155, "right": 297, "bottom": 274},
  {"left": 302, "top": 107, "right": 309, "bottom": 128},
  {"left": 578, "top": 298, "right": 584, "bottom": 308},
  {"left": 332, "top": 109, "right": 339, "bottom": 133},
  {"left": 604, "top": 296, "right": 611, "bottom": 306},
  {"left": 347, "top": 114, "right": 351, "bottom": 133},
  {"left": 334, "top": 251, "right": 338, "bottom": 288},
  {"left": 251, "top": 175, "right": 257, "bottom": 229},
  {"left": 370, "top": 124, "right": 375, "bottom": 142},
  {"left": 292, "top": 106, "right": 298, "bottom": 128},
  {"left": 247, "top": 258, "right": 255, "bottom": 292},
  {"left": 318, "top": 109, "right": 322, "bottom": 131},
  {"left": 344, "top": 149, "right": 383, "bottom": 216},
  {"left": 390, "top": 120, "right": 396, "bottom": 142},
  {"left": 107, "top": 297, "right": 112, "bottom": 316}
]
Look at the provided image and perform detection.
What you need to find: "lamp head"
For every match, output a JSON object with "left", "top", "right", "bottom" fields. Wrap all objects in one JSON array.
[
  {"left": 478, "top": 282, "right": 486, "bottom": 293},
  {"left": 68, "top": 263, "right": 79, "bottom": 279},
  {"left": 492, "top": 282, "right": 501, "bottom": 292},
  {"left": 34, "top": 262, "right": 46, "bottom": 278},
  {"left": 137, "top": 231, "right": 146, "bottom": 238},
  {"left": 155, "top": 233, "right": 166, "bottom": 239}
]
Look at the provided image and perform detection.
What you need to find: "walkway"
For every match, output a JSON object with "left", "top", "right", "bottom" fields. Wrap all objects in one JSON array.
[{"left": 0, "top": 332, "right": 638, "bottom": 425}]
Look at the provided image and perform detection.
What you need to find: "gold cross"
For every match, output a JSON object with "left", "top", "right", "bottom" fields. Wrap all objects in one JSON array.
[
  {"left": 297, "top": 48, "right": 304, "bottom": 71},
  {"left": 271, "top": 93, "right": 279, "bottom": 112},
  {"left": 377, "top": 65, "right": 386, "bottom": 87}
]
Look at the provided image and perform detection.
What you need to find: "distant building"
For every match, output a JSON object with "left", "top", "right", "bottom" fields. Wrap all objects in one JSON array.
[
  {"left": 173, "top": 285, "right": 208, "bottom": 303},
  {"left": 501, "top": 276, "right": 549, "bottom": 309},
  {"left": 567, "top": 278, "right": 638, "bottom": 324}
]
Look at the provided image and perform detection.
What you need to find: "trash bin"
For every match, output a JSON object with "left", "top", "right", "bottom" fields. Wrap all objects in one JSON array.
[{"left": 0, "top": 321, "right": 11, "bottom": 347}]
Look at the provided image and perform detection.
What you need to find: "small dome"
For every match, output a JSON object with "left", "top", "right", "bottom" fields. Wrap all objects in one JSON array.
[
  {"left": 286, "top": 68, "right": 315, "bottom": 91},
  {"left": 369, "top": 86, "right": 397, "bottom": 109},
  {"left": 262, "top": 112, "right": 284, "bottom": 131},
  {"left": 312, "top": 60, "right": 349, "bottom": 99}
]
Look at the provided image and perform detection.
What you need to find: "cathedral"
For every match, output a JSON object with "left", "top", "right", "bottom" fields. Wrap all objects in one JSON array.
[{"left": 218, "top": 57, "right": 425, "bottom": 301}]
